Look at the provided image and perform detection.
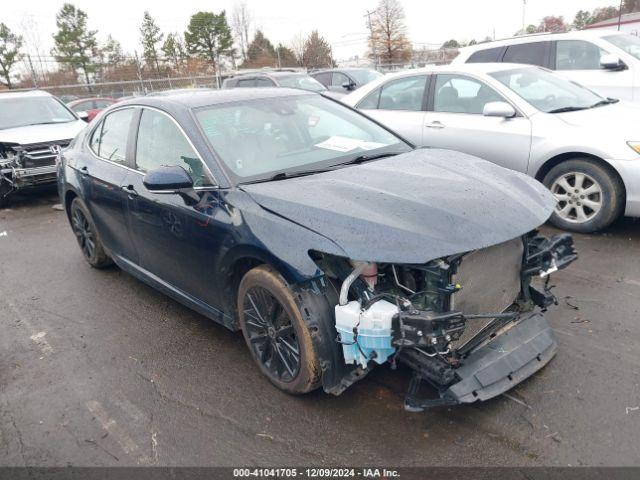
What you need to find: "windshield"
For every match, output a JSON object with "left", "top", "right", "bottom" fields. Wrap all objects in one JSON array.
[
  {"left": 490, "top": 67, "right": 604, "bottom": 113},
  {"left": 195, "top": 94, "right": 410, "bottom": 183},
  {"left": 277, "top": 75, "right": 326, "bottom": 92},
  {"left": 348, "top": 69, "right": 383, "bottom": 85},
  {"left": 602, "top": 34, "right": 640, "bottom": 60},
  {"left": 0, "top": 96, "right": 77, "bottom": 130}
]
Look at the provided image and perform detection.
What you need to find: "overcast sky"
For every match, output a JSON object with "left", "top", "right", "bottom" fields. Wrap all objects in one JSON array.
[{"left": 3, "top": 0, "right": 613, "bottom": 61}]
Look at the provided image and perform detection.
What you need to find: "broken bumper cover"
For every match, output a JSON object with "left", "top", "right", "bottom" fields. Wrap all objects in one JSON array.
[
  {"left": 446, "top": 311, "right": 556, "bottom": 404},
  {"left": 1, "top": 165, "right": 58, "bottom": 188}
]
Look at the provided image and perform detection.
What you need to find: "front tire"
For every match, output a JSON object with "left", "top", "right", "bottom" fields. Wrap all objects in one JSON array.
[
  {"left": 238, "top": 265, "right": 320, "bottom": 394},
  {"left": 69, "top": 197, "right": 113, "bottom": 268},
  {"left": 543, "top": 158, "right": 624, "bottom": 233}
]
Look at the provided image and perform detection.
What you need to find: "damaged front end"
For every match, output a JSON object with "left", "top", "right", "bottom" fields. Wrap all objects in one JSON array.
[
  {"left": 311, "top": 232, "right": 577, "bottom": 412},
  {"left": 0, "top": 141, "right": 66, "bottom": 203}
]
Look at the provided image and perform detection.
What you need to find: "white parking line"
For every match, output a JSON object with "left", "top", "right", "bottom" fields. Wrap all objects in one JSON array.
[
  {"left": 85, "top": 399, "right": 154, "bottom": 464},
  {"left": 29, "top": 331, "right": 53, "bottom": 355},
  {"left": 86, "top": 400, "right": 140, "bottom": 455}
]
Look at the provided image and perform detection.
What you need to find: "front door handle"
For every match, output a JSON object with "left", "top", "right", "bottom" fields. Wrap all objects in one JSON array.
[
  {"left": 425, "top": 121, "right": 445, "bottom": 129},
  {"left": 79, "top": 166, "right": 89, "bottom": 175},
  {"left": 121, "top": 184, "right": 138, "bottom": 197}
]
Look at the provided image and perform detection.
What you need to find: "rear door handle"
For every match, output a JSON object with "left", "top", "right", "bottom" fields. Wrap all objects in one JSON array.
[
  {"left": 425, "top": 121, "right": 445, "bottom": 129},
  {"left": 121, "top": 184, "right": 138, "bottom": 197}
]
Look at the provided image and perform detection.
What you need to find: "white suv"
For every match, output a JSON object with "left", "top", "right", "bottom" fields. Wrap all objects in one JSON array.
[{"left": 452, "top": 30, "right": 640, "bottom": 102}]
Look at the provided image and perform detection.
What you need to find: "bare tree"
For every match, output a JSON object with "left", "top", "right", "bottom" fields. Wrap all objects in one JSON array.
[
  {"left": 231, "top": 2, "right": 252, "bottom": 62},
  {"left": 289, "top": 32, "right": 307, "bottom": 67},
  {"left": 368, "top": 0, "right": 412, "bottom": 66}
]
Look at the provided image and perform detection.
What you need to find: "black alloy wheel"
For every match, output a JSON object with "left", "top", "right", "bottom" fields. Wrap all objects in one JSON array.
[
  {"left": 238, "top": 265, "right": 320, "bottom": 394},
  {"left": 69, "top": 197, "right": 112, "bottom": 268},
  {"left": 243, "top": 286, "right": 301, "bottom": 383}
]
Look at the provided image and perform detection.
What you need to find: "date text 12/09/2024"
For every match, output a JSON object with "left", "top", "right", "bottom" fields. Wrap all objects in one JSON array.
[{"left": 232, "top": 468, "right": 400, "bottom": 478}]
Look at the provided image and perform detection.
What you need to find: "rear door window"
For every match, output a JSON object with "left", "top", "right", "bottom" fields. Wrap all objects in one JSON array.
[
  {"left": 503, "top": 42, "right": 549, "bottom": 67},
  {"left": 90, "top": 108, "right": 134, "bottom": 164},
  {"left": 466, "top": 47, "right": 505, "bottom": 63},
  {"left": 237, "top": 78, "right": 257, "bottom": 87},
  {"left": 255, "top": 77, "right": 276, "bottom": 87},
  {"left": 377, "top": 75, "right": 428, "bottom": 111}
]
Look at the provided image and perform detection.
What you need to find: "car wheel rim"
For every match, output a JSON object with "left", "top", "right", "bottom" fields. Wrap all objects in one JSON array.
[
  {"left": 71, "top": 208, "right": 95, "bottom": 260},
  {"left": 550, "top": 172, "right": 603, "bottom": 224},
  {"left": 243, "top": 286, "right": 301, "bottom": 383}
]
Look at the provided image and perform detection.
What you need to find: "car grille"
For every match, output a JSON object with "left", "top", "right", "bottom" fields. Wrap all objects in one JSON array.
[
  {"left": 450, "top": 237, "right": 524, "bottom": 349},
  {"left": 15, "top": 140, "right": 71, "bottom": 168}
]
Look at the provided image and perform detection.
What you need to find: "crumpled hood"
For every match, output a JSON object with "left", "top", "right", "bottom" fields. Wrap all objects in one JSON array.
[
  {"left": 242, "top": 149, "right": 556, "bottom": 264},
  {"left": 0, "top": 121, "right": 86, "bottom": 145}
]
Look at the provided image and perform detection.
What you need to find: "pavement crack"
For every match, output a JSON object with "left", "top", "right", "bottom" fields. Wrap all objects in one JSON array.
[
  {"left": 135, "top": 371, "right": 325, "bottom": 462},
  {"left": 9, "top": 415, "right": 28, "bottom": 467}
]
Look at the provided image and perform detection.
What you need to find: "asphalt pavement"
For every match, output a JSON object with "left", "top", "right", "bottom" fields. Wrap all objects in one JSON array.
[{"left": 1, "top": 187, "right": 639, "bottom": 467}]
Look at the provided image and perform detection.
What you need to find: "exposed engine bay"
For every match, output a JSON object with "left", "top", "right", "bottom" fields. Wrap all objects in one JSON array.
[{"left": 311, "top": 231, "right": 577, "bottom": 411}]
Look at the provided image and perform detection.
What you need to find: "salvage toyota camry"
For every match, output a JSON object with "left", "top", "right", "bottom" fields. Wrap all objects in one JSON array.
[{"left": 58, "top": 89, "right": 577, "bottom": 411}]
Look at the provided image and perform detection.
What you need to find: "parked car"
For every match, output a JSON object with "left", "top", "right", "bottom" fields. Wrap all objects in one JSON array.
[
  {"left": 342, "top": 63, "right": 640, "bottom": 233},
  {"left": 58, "top": 88, "right": 576, "bottom": 411},
  {"left": 452, "top": 30, "right": 640, "bottom": 102},
  {"left": 67, "top": 97, "right": 118, "bottom": 122},
  {"left": 222, "top": 70, "right": 345, "bottom": 99},
  {"left": 310, "top": 68, "right": 383, "bottom": 93},
  {"left": 0, "top": 90, "right": 87, "bottom": 206}
]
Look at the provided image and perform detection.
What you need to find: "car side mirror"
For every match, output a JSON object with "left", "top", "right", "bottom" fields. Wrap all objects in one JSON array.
[
  {"left": 483, "top": 101, "right": 516, "bottom": 118},
  {"left": 342, "top": 81, "right": 357, "bottom": 91},
  {"left": 77, "top": 111, "right": 90, "bottom": 122},
  {"left": 143, "top": 165, "right": 194, "bottom": 193},
  {"left": 601, "top": 54, "right": 625, "bottom": 70}
]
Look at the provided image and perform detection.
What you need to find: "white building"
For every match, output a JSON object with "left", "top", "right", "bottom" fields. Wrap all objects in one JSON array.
[{"left": 584, "top": 12, "right": 640, "bottom": 36}]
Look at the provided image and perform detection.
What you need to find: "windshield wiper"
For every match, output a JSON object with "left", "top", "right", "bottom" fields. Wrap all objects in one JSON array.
[
  {"left": 590, "top": 98, "right": 619, "bottom": 108},
  {"left": 340, "top": 151, "right": 402, "bottom": 166},
  {"left": 547, "top": 106, "right": 589, "bottom": 114},
  {"left": 243, "top": 168, "right": 333, "bottom": 184}
]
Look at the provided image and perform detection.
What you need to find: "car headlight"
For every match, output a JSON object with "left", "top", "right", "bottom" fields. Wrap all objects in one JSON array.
[{"left": 627, "top": 141, "right": 640, "bottom": 154}]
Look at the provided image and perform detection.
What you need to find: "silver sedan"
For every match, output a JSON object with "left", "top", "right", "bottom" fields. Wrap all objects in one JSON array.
[{"left": 342, "top": 63, "right": 640, "bottom": 233}]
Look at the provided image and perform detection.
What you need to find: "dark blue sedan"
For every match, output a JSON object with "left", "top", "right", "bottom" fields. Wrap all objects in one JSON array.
[{"left": 58, "top": 88, "right": 576, "bottom": 411}]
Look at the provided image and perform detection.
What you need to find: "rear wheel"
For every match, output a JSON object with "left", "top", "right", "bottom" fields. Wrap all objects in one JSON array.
[
  {"left": 543, "top": 158, "right": 624, "bottom": 233},
  {"left": 238, "top": 265, "right": 320, "bottom": 394},
  {"left": 70, "top": 197, "right": 112, "bottom": 268}
]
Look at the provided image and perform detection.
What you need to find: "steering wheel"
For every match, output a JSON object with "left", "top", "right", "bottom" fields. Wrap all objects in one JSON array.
[{"left": 543, "top": 94, "right": 557, "bottom": 106}]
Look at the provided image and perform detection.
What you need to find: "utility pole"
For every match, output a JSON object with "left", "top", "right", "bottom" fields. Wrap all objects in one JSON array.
[
  {"left": 27, "top": 55, "right": 39, "bottom": 88},
  {"left": 364, "top": 10, "right": 379, "bottom": 69},
  {"left": 618, "top": 0, "right": 624, "bottom": 31},
  {"left": 522, "top": 0, "right": 526, "bottom": 33}
]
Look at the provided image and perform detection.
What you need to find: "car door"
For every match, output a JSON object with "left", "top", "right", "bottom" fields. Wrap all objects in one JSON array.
[
  {"left": 422, "top": 73, "right": 531, "bottom": 173},
  {"left": 357, "top": 74, "right": 429, "bottom": 146},
  {"left": 81, "top": 107, "right": 138, "bottom": 262},
  {"left": 553, "top": 39, "right": 634, "bottom": 101},
  {"left": 123, "top": 107, "right": 227, "bottom": 310}
]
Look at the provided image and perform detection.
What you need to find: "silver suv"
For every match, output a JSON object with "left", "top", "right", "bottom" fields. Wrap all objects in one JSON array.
[{"left": 0, "top": 90, "right": 86, "bottom": 206}]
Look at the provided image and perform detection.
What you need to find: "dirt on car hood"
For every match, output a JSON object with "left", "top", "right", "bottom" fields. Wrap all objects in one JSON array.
[{"left": 242, "top": 148, "right": 556, "bottom": 264}]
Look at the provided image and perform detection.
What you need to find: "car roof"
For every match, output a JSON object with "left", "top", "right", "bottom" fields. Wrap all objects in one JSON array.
[
  {"left": 377, "top": 62, "right": 540, "bottom": 81},
  {"left": 458, "top": 29, "right": 628, "bottom": 54},
  {"left": 313, "top": 68, "right": 373, "bottom": 73},
  {"left": 117, "top": 87, "right": 314, "bottom": 110},
  {"left": 0, "top": 89, "right": 54, "bottom": 99}
]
